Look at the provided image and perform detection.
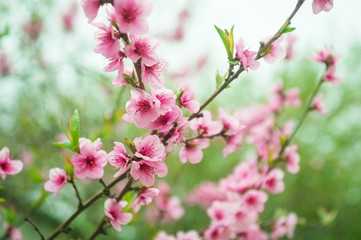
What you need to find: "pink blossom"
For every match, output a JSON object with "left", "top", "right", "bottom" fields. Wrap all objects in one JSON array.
[
  {"left": 281, "top": 120, "right": 295, "bottom": 139},
  {"left": 133, "top": 188, "right": 159, "bottom": 213},
  {"left": 285, "top": 145, "right": 300, "bottom": 174},
  {"left": 187, "top": 182, "right": 227, "bottom": 208},
  {"left": 312, "top": 0, "right": 333, "bottom": 14},
  {"left": 114, "top": 0, "right": 152, "bottom": 35},
  {"left": 111, "top": 65, "right": 129, "bottom": 86},
  {"left": 284, "top": 88, "right": 301, "bottom": 107},
  {"left": 108, "top": 142, "right": 130, "bottom": 177},
  {"left": 323, "top": 65, "right": 343, "bottom": 84},
  {"left": 167, "top": 120, "right": 188, "bottom": 152},
  {"left": 271, "top": 213, "right": 298, "bottom": 239},
  {"left": 218, "top": 108, "right": 239, "bottom": 135},
  {"left": 179, "top": 87, "right": 200, "bottom": 113},
  {"left": 141, "top": 59, "right": 168, "bottom": 89},
  {"left": 179, "top": 139, "right": 210, "bottom": 164},
  {"left": 154, "top": 231, "right": 176, "bottom": 240},
  {"left": 62, "top": 5, "right": 77, "bottom": 32},
  {"left": 44, "top": 168, "right": 68, "bottom": 195},
  {"left": 242, "top": 190, "right": 268, "bottom": 213},
  {"left": 93, "top": 22, "right": 120, "bottom": 58},
  {"left": 125, "top": 35, "right": 159, "bottom": 66},
  {"left": 223, "top": 126, "right": 245, "bottom": 158},
  {"left": 241, "top": 225, "right": 268, "bottom": 240},
  {"left": 263, "top": 36, "right": 286, "bottom": 64},
  {"left": 285, "top": 35, "right": 297, "bottom": 60},
  {"left": 152, "top": 87, "right": 177, "bottom": 115},
  {"left": 131, "top": 161, "right": 167, "bottom": 187},
  {"left": 0, "top": 147, "right": 23, "bottom": 180},
  {"left": 134, "top": 135, "right": 166, "bottom": 162},
  {"left": 162, "top": 196, "right": 185, "bottom": 222},
  {"left": 235, "top": 38, "right": 260, "bottom": 71},
  {"left": 82, "top": 0, "right": 100, "bottom": 23},
  {"left": 122, "top": 88, "right": 161, "bottom": 128},
  {"left": 176, "top": 230, "right": 201, "bottom": 240},
  {"left": 262, "top": 168, "right": 285, "bottom": 194},
  {"left": 104, "top": 198, "right": 132, "bottom": 232},
  {"left": 71, "top": 138, "right": 108, "bottom": 179},
  {"left": 190, "top": 111, "right": 223, "bottom": 137},
  {"left": 230, "top": 206, "right": 259, "bottom": 233},
  {"left": 204, "top": 225, "right": 233, "bottom": 240},
  {"left": 0, "top": 53, "right": 11, "bottom": 77},
  {"left": 147, "top": 106, "right": 182, "bottom": 133},
  {"left": 3, "top": 224, "right": 23, "bottom": 240},
  {"left": 207, "top": 201, "right": 233, "bottom": 226},
  {"left": 313, "top": 93, "right": 328, "bottom": 115},
  {"left": 310, "top": 45, "right": 339, "bottom": 66}
]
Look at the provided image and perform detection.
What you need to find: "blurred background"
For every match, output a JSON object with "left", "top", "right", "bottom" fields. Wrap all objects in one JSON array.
[{"left": 0, "top": 0, "right": 361, "bottom": 239}]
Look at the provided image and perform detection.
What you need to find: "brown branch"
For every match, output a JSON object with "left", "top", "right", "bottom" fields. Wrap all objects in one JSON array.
[
  {"left": 69, "top": 179, "right": 83, "bottom": 209},
  {"left": 25, "top": 218, "right": 45, "bottom": 240}
]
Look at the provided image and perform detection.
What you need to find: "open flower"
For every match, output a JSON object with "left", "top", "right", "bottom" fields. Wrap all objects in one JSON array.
[
  {"left": 104, "top": 198, "right": 132, "bottom": 232},
  {"left": 285, "top": 145, "right": 300, "bottom": 174},
  {"left": 108, "top": 142, "right": 130, "bottom": 177},
  {"left": 122, "top": 88, "right": 161, "bottom": 128},
  {"left": 179, "top": 86, "right": 200, "bottom": 113},
  {"left": 114, "top": 0, "right": 152, "bottom": 35},
  {"left": 125, "top": 35, "right": 159, "bottom": 66},
  {"left": 44, "top": 168, "right": 68, "bottom": 195},
  {"left": 0, "top": 147, "right": 23, "bottom": 180},
  {"left": 133, "top": 188, "right": 159, "bottom": 213},
  {"left": 262, "top": 168, "right": 285, "bottom": 194},
  {"left": 263, "top": 36, "right": 286, "bottom": 64},
  {"left": 131, "top": 160, "right": 168, "bottom": 187},
  {"left": 134, "top": 135, "right": 166, "bottom": 162},
  {"left": 93, "top": 22, "right": 120, "bottom": 58},
  {"left": 82, "top": 0, "right": 100, "bottom": 23},
  {"left": 71, "top": 138, "right": 108, "bottom": 179},
  {"left": 312, "top": 0, "right": 333, "bottom": 14},
  {"left": 179, "top": 139, "right": 210, "bottom": 164},
  {"left": 235, "top": 38, "right": 260, "bottom": 71},
  {"left": 313, "top": 93, "right": 328, "bottom": 115}
]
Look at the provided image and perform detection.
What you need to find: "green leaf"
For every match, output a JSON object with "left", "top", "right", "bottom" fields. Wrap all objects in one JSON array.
[
  {"left": 176, "top": 90, "right": 184, "bottom": 103},
  {"left": 123, "top": 191, "right": 132, "bottom": 203},
  {"left": 0, "top": 198, "right": 5, "bottom": 204},
  {"left": 228, "top": 60, "right": 240, "bottom": 65},
  {"left": 317, "top": 207, "right": 338, "bottom": 226},
  {"left": 1, "top": 207, "right": 16, "bottom": 224},
  {"left": 123, "top": 74, "right": 138, "bottom": 88},
  {"left": 229, "top": 25, "right": 235, "bottom": 57},
  {"left": 54, "top": 141, "right": 74, "bottom": 150},
  {"left": 215, "top": 70, "right": 222, "bottom": 89},
  {"left": 60, "top": 117, "right": 71, "bottom": 142},
  {"left": 282, "top": 27, "right": 296, "bottom": 34},
  {"left": 64, "top": 155, "right": 74, "bottom": 179},
  {"left": 124, "top": 138, "right": 136, "bottom": 154},
  {"left": 70, "top": 109, "right": 80, "bottom": 147},
  {"left": 214, "top": 25, "right": 233, "bottom": 61}
]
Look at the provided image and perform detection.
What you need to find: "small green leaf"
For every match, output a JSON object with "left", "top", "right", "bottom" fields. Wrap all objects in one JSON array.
[
  {"left": 64, "top": 155, "right": 74, "bottom": 179},
  {"left": 176, "top": 90, "right": 184, "bottom": 104},
  {"left": 215, "top": 70, "right": 222, "bottom": 89},
  {"left": 317, "top": 207, "right": 338, "bottom": 226},
  {"left": 123, "top": 191, "right": 132, "bottom": 203},
  {"left": 1, "top": 208, "right": 16, "bottom": 224},
  {"left": 70, "top": 109, "right": 80, "bottom": 146},
  {"left": 124, "top": 138, "right": 136, "bottom": 154},
  {"left": 214, "top": 25, "right": 232, "bottom": 61},
  {"left": 0, "top": 198, "right": 5, "bottom": 204},
  {"left": 229, "top": 25, "right": 235, "bottom": 57},
  {"left": 53, "top": 142, "right": 74, "bottom": 150},
  {"left": 282, "top": 27, "right": 296, "bottom": 34},
  {"left": 228, "top": 60, "right": 240, "bottom": 65},
  {"left": 60, "top": 117, "right": 71, "bottom": 142},
  {"left": 123, "top": 74, "right": 138, "bottom": 88}
]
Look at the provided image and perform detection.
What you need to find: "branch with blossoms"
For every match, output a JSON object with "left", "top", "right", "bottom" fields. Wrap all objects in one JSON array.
[{"left": 0, "top": 0, "right": 340, "bottom": 240}]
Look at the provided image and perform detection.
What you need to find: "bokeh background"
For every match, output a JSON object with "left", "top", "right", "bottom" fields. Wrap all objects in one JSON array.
[{"left": 1, "top": 0, "right": 361, "bottom": 239}]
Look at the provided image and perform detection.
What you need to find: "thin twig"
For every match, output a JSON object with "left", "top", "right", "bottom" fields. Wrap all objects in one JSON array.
[
  {"left": 24, "top": 218, "right": 45, "bottom": 240},
  {"left": 69, "top": 179, "right": 83, "bottom": 209}
]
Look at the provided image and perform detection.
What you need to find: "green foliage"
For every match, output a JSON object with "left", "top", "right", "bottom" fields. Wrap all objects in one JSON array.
[{"left": 214, "top": 25, "right": 235, "bottom": 61}]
